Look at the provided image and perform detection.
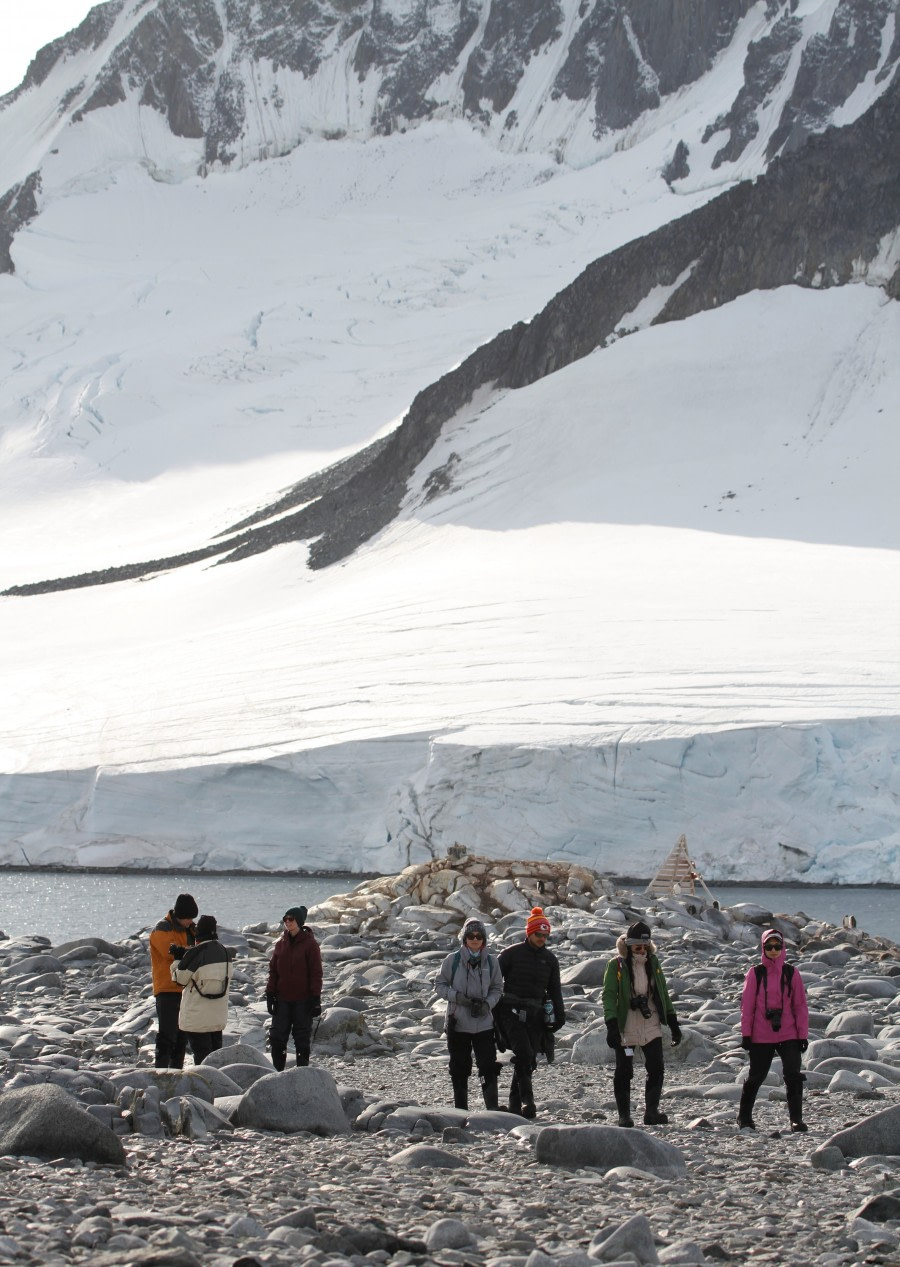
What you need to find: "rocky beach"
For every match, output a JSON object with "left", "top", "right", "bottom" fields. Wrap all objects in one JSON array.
[{"left": 1, "top": 854, "right": 900, "bottom": 1267}]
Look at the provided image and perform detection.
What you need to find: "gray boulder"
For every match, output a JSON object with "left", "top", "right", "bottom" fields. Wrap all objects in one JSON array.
[
  {"left": 561, "top": 958, "right": 609, "bottom": 987},
  {"left": 382, "top": 1106, "right": 467, "bottom": 1132},
  {"left": 162, "top": 1095, "right": 235, "bottom": 1138},
  {"left": 392, "top": 1144, "right": 467, "bottom": 1169},
  {"left": 313, "top": 1006, "right": 372, "bottom": 1052},
  {"left": 201, "top": 1041, "right": 271, "bottom": 1069},
  {"left": 233, "top": 1067, "right": 350, "bottom": 1135},
  {"left": 854, "top": 1191, "right": 900, "bottom": 1223},
  {"left": 811, "top": 1058, "right": 900, "bottom": 1086},
  {"left": 826, "top": 1009, "right": 876, "bottom": 1037},
  {"left": 425, "top": 1218, "right": 477, "bottom": 1250},
  {"left": 844, "top": 977, "right": 899, "bottom": 1000},
  {"left": 535, "top": 1125, "right": 686, "bottom": 1178},
  {"left": 822, "top": 1104, "right": 900, "bottom": 1158},
  {"left": 52, "top": 937, "right": 130, "bottom": 959},
  {"left": 215, "top": 1063, "right": 271, "bottom": 1091},
  {"left": 0, "top": 1084, "right": 126, "bottom": 1164},
  {"left": 589, "top": 1213, "right": 659, "bottom": 1263},
  {"left": 3, "top": 954, "right": 66, "bottom": 977},
  {"left": 107, "top": 1067, "right": 242, "bottom": 1102},
  {"left": 806, "top": 1037, "right": 875, "bottom": 1064}
]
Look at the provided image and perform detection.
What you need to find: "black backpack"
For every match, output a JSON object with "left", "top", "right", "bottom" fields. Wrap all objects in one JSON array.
[{"left": 753, "top": 961, "right": 794, "bottom": 1003}]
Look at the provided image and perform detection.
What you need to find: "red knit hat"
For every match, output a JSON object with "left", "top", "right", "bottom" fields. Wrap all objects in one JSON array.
[{"left": 526, "top": 907, "right": 551, "bottom": 937}]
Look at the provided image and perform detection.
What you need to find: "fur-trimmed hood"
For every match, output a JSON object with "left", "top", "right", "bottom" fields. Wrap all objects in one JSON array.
[{"left": 615, "top": 933, "right": 657, "bottom": 958}]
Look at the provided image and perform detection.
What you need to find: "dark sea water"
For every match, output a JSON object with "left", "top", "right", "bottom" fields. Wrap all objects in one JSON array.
[
  {"left": 0, "top": 872, "right": 357, "bottom": 943},
  {"left": 0, "top": 872, "right": 897, "bottom": 947}
]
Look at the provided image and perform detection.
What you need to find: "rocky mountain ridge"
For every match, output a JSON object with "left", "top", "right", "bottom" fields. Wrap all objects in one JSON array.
[{"left": 2, "top": 0, "right": 898, "bottom": 270}]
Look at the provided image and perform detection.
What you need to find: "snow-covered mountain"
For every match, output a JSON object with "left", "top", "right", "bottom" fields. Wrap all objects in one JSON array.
[{"left": 1, "top": 0, "right": 898, "bottom": 881}]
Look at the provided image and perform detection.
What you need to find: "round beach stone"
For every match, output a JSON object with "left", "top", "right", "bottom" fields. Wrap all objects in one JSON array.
[
  {"left": 233, "top": 1066, "right": 350, "bottom": 1135},
  {"left": 392, "top": 1144, "right": 467, "bottom": 1169},
  {"left": 0, "top": 1084, "right": 125, "bottom": 1165},
  {"left": 534, "top": 1125, "right": 686, "bottom": 1178}
]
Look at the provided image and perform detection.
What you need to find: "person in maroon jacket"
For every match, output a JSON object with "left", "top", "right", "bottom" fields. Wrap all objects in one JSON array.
[{"left": 265, "top": 906, "right": 323, "bottom": 1069}]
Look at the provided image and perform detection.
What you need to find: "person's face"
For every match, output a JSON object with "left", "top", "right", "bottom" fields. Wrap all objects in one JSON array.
[
  {"left": 283, "top": 915, "right": 298, "bottom": 933},
  {"left": 631, "top": 944, "right": 648, "bottom": 958},
  {"left": 465, "top": 931, "right": 485, "bottom": 949},
  {"left": 527, "top": 930, "right": 549, "bottom": 948},
  {"left": 175, "top": 915, "right": 193, "bottom": 929},
  {"left": 764, "top": 938, "right": 783, "bottom": 957}
]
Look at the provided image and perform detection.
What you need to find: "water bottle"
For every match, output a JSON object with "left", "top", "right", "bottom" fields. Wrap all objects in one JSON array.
[{"left": 543, "top": 999, "right": 555, "bottom": 1027}]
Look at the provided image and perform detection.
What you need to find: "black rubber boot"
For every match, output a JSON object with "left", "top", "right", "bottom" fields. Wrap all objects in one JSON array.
[
  {"left": 737, "top": 1081, "right": 758, "bottom": 1129},
  {"left": 296, "top": 1048, "right": 310, "bottom": 1067},
  {"left": 515, "top": 1065, "right": 536, "bottom": 1118},
  {"left": 787, "top": 1092, "right": 807, "bottom": 1132},
  {"left": 506, "top": 1071, "right": 522, "bottom": 1115},
  {"left": 643, "top": 1097, "right": 669, "bottom": 1125},
  {"left": 271, "top": 1047, "right": 287, "bottom": 1072},
  {"left": 451, "top": 1073, "right": 469, "bottom": 1110},
  {"left": 480, "top": 1075, "right": 500, "bottom": 1111},
  {"left": 614, "top": 1074, "right": 633, "bottom": 1127}
]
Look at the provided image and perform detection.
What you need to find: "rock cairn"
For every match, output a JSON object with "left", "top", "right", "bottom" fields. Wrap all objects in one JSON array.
[{"left": 1, "top": 851, "right": 899, "bottom": 1267}]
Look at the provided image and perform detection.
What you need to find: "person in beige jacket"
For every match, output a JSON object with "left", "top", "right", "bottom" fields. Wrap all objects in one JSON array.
[{"left": 171, "top": 914, "right": 235, "bottom": 1064}]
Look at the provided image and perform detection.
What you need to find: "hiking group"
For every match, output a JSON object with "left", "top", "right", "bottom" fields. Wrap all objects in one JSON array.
[{"left": 149, "top": 895, "right": 809, "bottom": 1129}]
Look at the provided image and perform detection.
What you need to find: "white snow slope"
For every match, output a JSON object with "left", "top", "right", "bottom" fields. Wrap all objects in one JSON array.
[{"left": 1, "top": 44, "right": 898, "bottom": 882}]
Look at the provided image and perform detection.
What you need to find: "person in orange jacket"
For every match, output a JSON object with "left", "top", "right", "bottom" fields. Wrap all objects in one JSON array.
[{"left": 148, "top": 893, "right": 197, "bottom": 1068}]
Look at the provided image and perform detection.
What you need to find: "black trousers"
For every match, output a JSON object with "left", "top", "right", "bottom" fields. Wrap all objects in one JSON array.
[
  {"left": 154, "top": 992, "right": 187, "bottom": 1069},
  {"left": 613, "top": 1036, "right": 665, "bottom": 1106},
  {"left": 185, "top": 1031, "right": 223, "bottom": 1065},
  {"left": 745, "top": 1038, "right": 804, "bottom": 1097},
  {"left": 270, "top": 999, "right": 314, "bottom": 1057},
  {"left": 447, "top": 1028, "right": 498, "bottom": 1081}
]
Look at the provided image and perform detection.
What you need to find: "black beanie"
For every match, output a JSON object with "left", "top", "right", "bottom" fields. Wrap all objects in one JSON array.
[
  {"left": 195, "top": 914, "right": 217, "bottom": 940},
  {"left": 625, "top": 920, "right": 652, "bottom": 946},
  {"left": 283, "top": 906, "right": 308, "bottom": 927},
  {"left": 173, "top": 893, "right": 199, "bottom": 919}
]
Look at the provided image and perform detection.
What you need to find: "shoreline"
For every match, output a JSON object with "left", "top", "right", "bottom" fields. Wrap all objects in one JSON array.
[{"left": 1, "top": 863, "right": 899, "bottom": 888}]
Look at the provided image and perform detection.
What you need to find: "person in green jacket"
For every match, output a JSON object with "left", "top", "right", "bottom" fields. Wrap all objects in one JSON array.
[{"left": 602, "top": 920, "right": 682, "bottom": 1127}]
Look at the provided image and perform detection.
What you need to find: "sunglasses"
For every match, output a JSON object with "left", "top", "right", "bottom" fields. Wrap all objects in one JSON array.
[
  {"left": 631, "top": 945, "right": 648, "bottom": 953},
  {"left": 283, "top": 916, "right": 297, "bottom": 924},
  {"left": 764, "top": 941, "right": 783, "bottom": 951},
  {"left": 465, "top": 932, "right": 485, "bottom": 941}
]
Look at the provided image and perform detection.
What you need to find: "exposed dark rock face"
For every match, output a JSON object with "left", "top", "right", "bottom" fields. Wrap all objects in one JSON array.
[
  {"left": 76, "top": 0, "right": 224, "bottom": 138},
  {"left": 703, "top": 14, "right": 803, "bottom": 168},
  {"left": 0, "top": 172, "right": 41, "bottom": 273},
  {"left": 6, "top": 75, "right": 897, "bottom": 598},
  {"left": 462, "top": 0, "right": 564, "bottom": 120},
  {"left": 766, "top": 0, "right": 898, "bottom": 159},
  {"left": 556, "top": 0, "right": 754, "bottom": 134}
]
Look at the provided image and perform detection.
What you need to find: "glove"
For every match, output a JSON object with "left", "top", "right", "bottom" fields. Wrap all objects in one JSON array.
[
  {"left": 265, "top": 993, "right": 277, "bottom": 1016},
  {"left": 741, "top": 1035, "right": 752, "bottom": 1051},
  {"left": 799, "top": 1038, "right": 808, "bottom": 1053},
  {"left": 668, "top": 1017, "right": 682, "bottom": 1046},
  {"left": 169, "top": 944, "right": 185, "bottom": 961},
  {"left": 551, "top": 1019, "right": 565, "bottom": 1033},
  {"left": 605, "top": 1019, "right": 622, "bottom": 1050},
  {"left": 310, "top": 996, "right": 322, "bottom": 1018}
]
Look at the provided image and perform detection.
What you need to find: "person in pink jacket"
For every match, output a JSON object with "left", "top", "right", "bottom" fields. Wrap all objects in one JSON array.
[{"left": 738, "top": 927, "right": 809, "bottom": 1132}]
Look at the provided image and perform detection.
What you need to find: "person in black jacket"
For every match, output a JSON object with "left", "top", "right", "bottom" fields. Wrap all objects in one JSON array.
[{"left": 495, "top": 907, "right": 565, "bottom": 1118}]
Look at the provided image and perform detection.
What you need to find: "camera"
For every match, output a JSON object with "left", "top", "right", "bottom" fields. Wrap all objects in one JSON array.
[
  {"left": 630, "top": 995, "right": 652, "bottom": 1020},
  {"left": 469, "top": 999, "right": 485, "bottom": 1018},
  {"left": 765, "top": 1007, "right": 783, "bottom": 1032}
]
